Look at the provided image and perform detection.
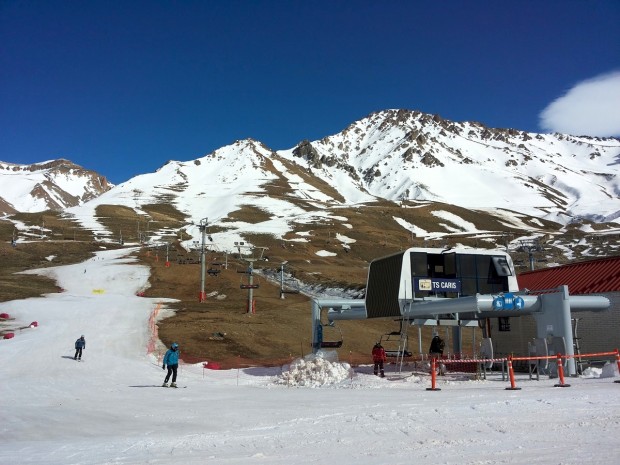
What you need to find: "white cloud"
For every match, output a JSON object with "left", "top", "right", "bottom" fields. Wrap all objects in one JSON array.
[{"left": 539, "top": 70, "right": 620, "bottom": 137}]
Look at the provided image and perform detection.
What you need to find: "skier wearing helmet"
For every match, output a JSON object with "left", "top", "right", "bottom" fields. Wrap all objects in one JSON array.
[
  {"left": 74, "top": 335, "right": 86, "bottom": 361},
  {"left": 162, "top": 342, "right": 180, "bottom": 387}
]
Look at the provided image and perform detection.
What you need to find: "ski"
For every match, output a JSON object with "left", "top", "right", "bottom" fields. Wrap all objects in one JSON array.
[{"left": 129, "top": 385, "right": 186, "bottom": 388}]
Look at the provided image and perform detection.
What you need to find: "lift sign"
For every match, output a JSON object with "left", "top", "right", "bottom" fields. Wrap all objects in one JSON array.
[
  {"left": 492, "top": 293, "right": 525, "bottom": 310},
  {"left": 415, "top": 278, "right": 461, "bottom": 293}
]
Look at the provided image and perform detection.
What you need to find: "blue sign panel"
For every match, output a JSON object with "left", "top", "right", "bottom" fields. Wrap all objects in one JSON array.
[
  {"left": 492, "top": 293, "right": 525, "bottom": 310},
  {"left": 514, "top": 296, "right": 525, "bottom": 310},
  {"left": 414, "top": 278, "right": 461, "bottom": 293}
]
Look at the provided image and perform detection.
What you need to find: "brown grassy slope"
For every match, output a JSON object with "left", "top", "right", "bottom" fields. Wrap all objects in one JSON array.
[
  {"left": 144, "top": 250, "right": 434, "bottom": 369},
  {"left": 9, "top": 211, "right": 94, "bottom": 242},
  {"left": 143, "top": 236, "right": 483, "bottom": 369}
]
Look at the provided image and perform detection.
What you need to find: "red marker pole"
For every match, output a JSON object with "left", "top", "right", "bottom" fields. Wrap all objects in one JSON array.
[
  {"left": 505, "top": 356, "right": 521, "bottom": 391},
  {"left": 554, "top": 353, "right": 571, "bottom": 387},
  {"left": 426, "top": 357, "right": 441, "bottom": 391},
  {"left": 615, "top": 349, "right": 620, "bottom": 384}
]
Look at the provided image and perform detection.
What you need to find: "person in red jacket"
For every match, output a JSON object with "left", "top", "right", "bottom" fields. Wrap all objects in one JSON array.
[{"left": 372, "top": 342, "right": 386, "bottom": 377}]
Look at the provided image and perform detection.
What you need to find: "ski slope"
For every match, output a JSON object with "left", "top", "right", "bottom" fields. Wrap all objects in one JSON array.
[{"left": 1, "top": 248, "right": 619, "bottom": 465}]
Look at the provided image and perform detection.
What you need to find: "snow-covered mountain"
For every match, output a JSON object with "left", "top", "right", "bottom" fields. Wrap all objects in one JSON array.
[
  {"left": 0, "top": 159, "right": 112, "bottom": 214},
  {"left": 3, "top": 110, "right": 619, "bottom": 259},
  {"left": 280, "top": 110, "right": 620, "bottom": 224}
]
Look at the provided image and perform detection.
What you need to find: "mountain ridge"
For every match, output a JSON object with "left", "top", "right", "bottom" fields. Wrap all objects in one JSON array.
[
  {"left": 2, "top": 109, "right": 619, "bottom": 264},
  {"left": 0, "top": 159, "right": 112, "bottom": 214},
  {"left": 277, "top": 109, "right": 620, "bottom": 223}
]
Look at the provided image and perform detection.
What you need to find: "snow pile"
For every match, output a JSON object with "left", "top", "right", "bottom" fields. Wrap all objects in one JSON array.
[
  {"left": 276, "top": 355, "right": 351, "bottom": 387},
  {"left": 582, "top": 367, "right": 603, "bottom": 378},
  {"left": 581, "top": 362, "right": 618, "bottom": 379},
  {"left": 581, "top": 362, "right": 618, "bottom": 378},
  {"left": 602, "top": 362, "right": 619, "bottom": 378}
]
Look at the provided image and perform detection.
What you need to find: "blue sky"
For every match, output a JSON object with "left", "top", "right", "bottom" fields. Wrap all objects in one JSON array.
[{"left": 1, "top": 1, "right": 619, "bottom": 184}]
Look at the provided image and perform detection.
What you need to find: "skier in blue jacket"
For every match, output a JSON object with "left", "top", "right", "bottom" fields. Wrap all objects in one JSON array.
[{"left": 162, "top": 342, "right": 180, "bottom": 387}]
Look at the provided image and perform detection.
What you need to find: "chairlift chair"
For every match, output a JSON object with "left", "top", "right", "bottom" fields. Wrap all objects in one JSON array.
[
  {"left": 280, "top": 278, "right": 301, "bottom": 296},
  {"left": 240, "top": 283, "right": 259, "bottom": 289},
  {"left": 278, "top": 263, "right": 300, "bottom": 297},
  {"left": 281, "top": 288, "right": 300, "bottom": 295},
  {"left": 379, "top": 331, "right": 412, "bottom": 358},
  {"left": 207, "top": 261, "right": 222, "bottom": 276},
  {"left": 239, "top": 273, "right": 260, "bottom": 289},
  {"left": 318, "top": 321, "right": 343, "bottom": 349}
]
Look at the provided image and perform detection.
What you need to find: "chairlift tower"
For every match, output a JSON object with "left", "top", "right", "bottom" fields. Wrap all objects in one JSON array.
[
  {"left": 279, "top": 261, "right": 288, "bottom": 299},
  {"left": 501, "top": 232, "right": 514, "bottom": 252},
  {"left": 235, "top": 243, "right": 268, "bottom": 313},
  {"left": 198, "top": 218, "right": 209, "bottom": 302},
  {"left": 518, "top": 239, "right": 543, "bottom": 271}
]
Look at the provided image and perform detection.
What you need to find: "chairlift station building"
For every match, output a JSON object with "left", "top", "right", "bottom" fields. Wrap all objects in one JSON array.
[{"left": 311, "top": 247, "right": 616, "bottom": 375}]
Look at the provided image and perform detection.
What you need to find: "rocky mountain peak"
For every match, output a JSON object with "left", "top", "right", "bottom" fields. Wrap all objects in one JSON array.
[{"left": 0, "top": 159, "right": 112, "bottom": 214}]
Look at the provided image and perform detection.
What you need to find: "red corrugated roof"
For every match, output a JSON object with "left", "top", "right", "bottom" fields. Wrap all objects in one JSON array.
[{"left": 517, "top": 255, "right": 620, "bottom": 294}]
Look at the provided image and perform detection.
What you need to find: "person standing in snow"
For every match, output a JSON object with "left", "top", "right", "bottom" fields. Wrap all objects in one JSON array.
[
  {"left": 429, "top": 333, "right": 446, "bottom": 376},
  {"left": 74, "top": 335, "right": 86, "bottom": 360},
  {"left": 162, "top": 342, "right": 180, "bottom": 387},
  {"left": 429, "top": 334, "right": 445, "bottom": 356},
  {"left": 372, "top": 342, "right": 386, "bottom": 378}
]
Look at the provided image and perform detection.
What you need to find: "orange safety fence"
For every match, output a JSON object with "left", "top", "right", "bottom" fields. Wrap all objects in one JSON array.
[
  {"left": 385, "top": 353, "right": 507, "bottom": 374},
  {"left": 146, "top": 302, "right": 163, "bottom": 355},
  {"left": 425, "top": 349, "right": 620, "bottom": 391},
  {"left": 433, "top": 356, "right": 508, "bottom": 364},
  {"left": 511, "top": 350, "right": 619, "bottom": 362},
  {"left": 430, "top": 355, "right": 510, "bottom": 375}
]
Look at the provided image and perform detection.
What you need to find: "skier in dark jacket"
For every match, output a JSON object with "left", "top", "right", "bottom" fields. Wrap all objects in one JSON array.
[
  {"left": 162, "top": 342, "right": 180, "bottom": 387},
  {"left": 74, "top": 335, "right": 86, "bottom": 360},
  {"left": 372, "top": 342, "right": 387, "bottom": 377},
  {"left": 429, "top": 334, "right": 445, "bottom": 356}
]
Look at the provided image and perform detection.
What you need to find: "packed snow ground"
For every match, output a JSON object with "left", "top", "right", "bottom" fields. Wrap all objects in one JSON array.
[{"left": 1, "top": 248, "right": 619, "bottom": 465}]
